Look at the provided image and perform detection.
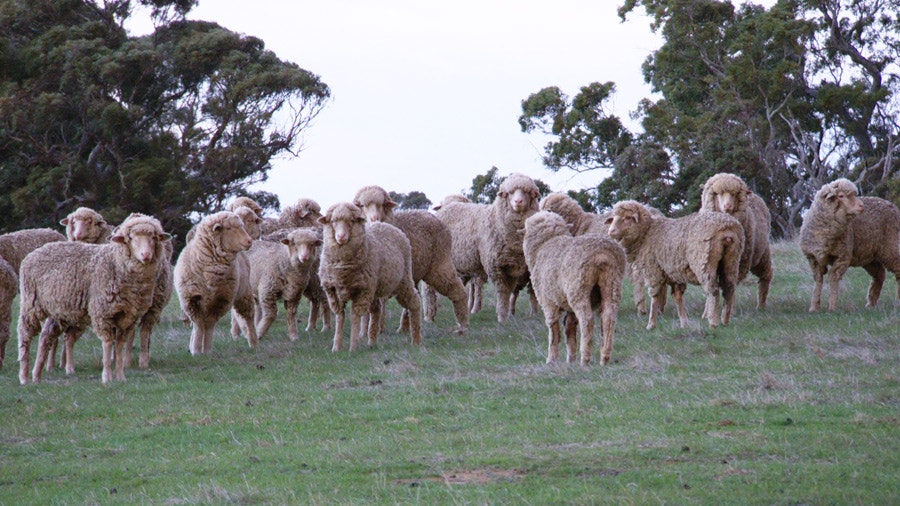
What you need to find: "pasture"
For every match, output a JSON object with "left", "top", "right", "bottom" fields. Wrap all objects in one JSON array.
[{"left": 1, "top": 239, "right": 898, "bottom": 504}]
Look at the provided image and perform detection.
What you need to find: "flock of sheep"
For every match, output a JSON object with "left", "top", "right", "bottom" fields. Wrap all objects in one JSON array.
[{"left": 4, "top": 172, "right": 900, "bottom": 385}]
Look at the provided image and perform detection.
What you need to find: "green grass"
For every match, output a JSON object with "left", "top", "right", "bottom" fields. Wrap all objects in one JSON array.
[{"left": 2, "top": 239, "right": 898, "bottom": 505}]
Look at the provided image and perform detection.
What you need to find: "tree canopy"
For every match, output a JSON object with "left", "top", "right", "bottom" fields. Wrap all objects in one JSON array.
[
  {"left": 521, "top": 0, "right": 900, "bottom": 236},
  {"left": 0, "top": 0, "right": 330, "bottom": 248}
]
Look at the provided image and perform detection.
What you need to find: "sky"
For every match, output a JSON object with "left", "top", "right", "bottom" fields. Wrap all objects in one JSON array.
[{"left": 130, "top": 1, "right": 662, "bottom": 214}]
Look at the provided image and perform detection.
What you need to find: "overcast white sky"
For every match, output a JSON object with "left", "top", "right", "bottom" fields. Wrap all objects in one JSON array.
[{"left": 132, "top": 1, "right": 662, "bottom": 213}]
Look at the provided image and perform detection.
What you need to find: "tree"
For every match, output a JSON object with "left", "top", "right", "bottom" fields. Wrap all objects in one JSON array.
[
  {"left": 388, "top": 191, "right": 432, "bottom": 210},
  {"left": 0, "top": 0, "right": 330, "bottom": 249}
]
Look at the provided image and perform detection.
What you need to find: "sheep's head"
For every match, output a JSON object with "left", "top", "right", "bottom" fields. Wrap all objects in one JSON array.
[
  {"left": 283, "top": 198, "right": 323, "bottom": 228},
  {"left": 816, "top": 178, "right": 865, "bottom": 218},
  {"left": 225, "top": 197, "right": 264, "bottom": 218},
  {"left": 204, "top": 211, "right": 253, "bottom": 254},
  {"left": 282, "top": 228, "right": 322, "bottom": 265},
  {"left": 353, "top": 185, "right": 396, "bottom": 222},
  {"left": 498, "top": 173, "right": 540, "bottom": 213},
  {"left": 605, "top": 201, "right": 652, "bottom": 243},
  {"left": 539, "top": 192, "right": 585, "bottom": 225},
  {"left": 701, "top": 173, "right": 750, "bottom": 215},
  {"left": 319, "top": 202, "right": 367, "bottom": 246},
  {"left": 433, "top": 194, "right": 470, "bottom": 211},
  {"left": 61, "top": 207, "right": 107, "bottom": 243},
  {"left": 524, "top": 211, "right": 571, "bottom": 245},
  {"left": 234, "top": 206, "right": 262, "bottom": 240},
  {"left": 111, "top": 214, "right": 171, "bottom": 265}
]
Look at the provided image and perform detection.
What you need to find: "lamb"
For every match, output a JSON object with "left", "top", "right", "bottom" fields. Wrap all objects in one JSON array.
[
  {"left": 435, "top": 173, "right": 541, "bottom": 322},
  {"left": 799, "top": 178, "right": 900, "bottom": 311},
  {"left": 174, "top": 211, "right": 258, "bottom": 355},
  {"left": 60, "top": 207, "right": 114, "bottom": 244},
  {"left": 245, "top": 228, "right": 321, "bottom": 341},
  {"left": 353, "top": 185, "right": 468, "bottom": 334},
  {"left": 17, "top": 214, "right": 171, "bottom": 384},
  {"left": 0, "top": 228, "right": 66, "bottom": 368},
  {"left": 523, "top": 211, "right": 626, "bottom": 365},
  {"left": 700, "top": 173, "right": 774, "bottom": 309},
  {"left": 317, "top": 202, "right": 422, "bottom": 352},
  {"left": 605, "top": 200, "right": 744, "bottom": 330}
]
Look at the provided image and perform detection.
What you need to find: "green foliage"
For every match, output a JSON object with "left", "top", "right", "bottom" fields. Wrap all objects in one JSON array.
[
  {"left": 387, "top": 190, "right": 432, "bottom": 210},
  {"left": 0, "top": 0, "right": 330, "bottom": 251},
  {"left": 2, "top": 241, "right": 899, "bottom": 503}
]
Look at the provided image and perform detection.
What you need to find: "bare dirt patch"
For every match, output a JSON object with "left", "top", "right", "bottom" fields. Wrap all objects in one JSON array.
[{"left": 395, "top": 468, "right": 526, "bottom": 486}]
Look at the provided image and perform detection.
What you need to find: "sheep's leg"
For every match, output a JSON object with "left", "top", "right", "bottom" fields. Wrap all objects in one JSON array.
[
  {"left": 862, "top": 263, "right": 886, "bottom": 308},
  {"left": 528, "top": 285, "right": 540, "bottom": 317},
  {"left": 396, "top": 285, "right": 423, "bottom": 346},
  {"left": 114, "top": 329, "right": 130, "bottom": 382},
  {"left": 46, "top": 336, "right": 57, "bottom": 371},
  {"left": 17, "top": 316, "right": 42, "bottom": 385},
  {"left": 508, "top": 289, "right": 519, "bottom": 316},
  {"left": 751, "top": 252, "right": 774, "bottom": 310},
  {"left": 672, "top": 285, "right": 689, "bottom": 328},
  {"left": 495, "top": 280, "right": 513, "bottom": 323},
  {"left": 425, "top": 269, "right": 469, "bottom": 334},
  {"left": 808, "top": 260, "right": 826, "bottom": 312},
  {"left": 306, "top": 297, "right": 319, "bottom": 332},
  {"left": 234, "top": 296, "right": 259, "bottom": 348},
  {"left": 320, "top": 302, "right": 333, "bottom": 331},
  {"left": 122, "top": 327, "right": 136, "bottom": 370},
  {"left": 598, "top": 298, "right": 619, "bottom": 366},
  {"left": 62, "top": 329, "right": 82, "bottom": 375},
  {"left": 563, "top": 312, "right": 579, "bottom": 363},
  {"left": 647, "top": 284, "right": 666, "bottom": 331},
  {"left": 720, "top": 276, "right": 737, "bottom": 326},
  {"left": 350, "top": 303, "right": 366, "bottom": 351},
  {"left": 139, "top": 322, "right": 153, "bottom": 369},
  {"left": 368, "top": 300, "right": 382, "bottom": 346},
  {"left": 703, "top": 280, "right": 722, "bottom": 328},
  {"left": 285, "top": 299, "right": 300, "bottom": 342},
  {"left": 573, "top": 307, "right": 594, "bottom": 367},
  {"left": 255, "top": 295, "right": 278, "bottom": 340},
  {"left": 100, "top": 338, "right": 115, "bottom": 385},
  {"left": 398, "top": 308, "right": 410, "bottom": 334},
  {"left": 32, "top": 319, "right": 62, "bottom": 383},
  {"left": 469, "top": 279, "right": 483, "bottom": 314},
  {"left": 331, "top": 306, "right": 346, "bottom": 352},
  {"left": 544, "top": 308, "right": 562, "bottom": 363},
  {"left": 422, "top": 284, "right": 438, "bottom": 323},
  {"left": 229, "top": 309, "right": 241, "bottom": 340},
  {"left": 827, "top": 263, "right": 849, "bottom": 311}
]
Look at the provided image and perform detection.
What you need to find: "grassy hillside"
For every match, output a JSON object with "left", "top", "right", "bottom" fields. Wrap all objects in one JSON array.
[{"left": 1, "top": 239, "right": 898, "bottom": 505}]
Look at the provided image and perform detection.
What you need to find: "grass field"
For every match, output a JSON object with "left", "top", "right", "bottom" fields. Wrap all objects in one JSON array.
[{"left": 1, "top": 239, "right": 898, "bottom": 505}]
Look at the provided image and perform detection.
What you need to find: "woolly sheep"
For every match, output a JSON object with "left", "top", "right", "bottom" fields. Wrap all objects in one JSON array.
[
  {"left": 0, "top": 228, "right": 66, "bottom": 368},
  {"left": 60, "top": 207, "right": 113, "bottom": 244},
  {"left": 17, "top": 214, "right": 171, "bottom": 384},
  {"left": 799, "top": 178, "right": 900, "bottom": 311},
  {"left": 225, "top": 196, "right": 264, "bottom": 218},
  {"left": 233, "top": 206, "right": 262, "bottom": 240},
  {"left": 174, "top": 211, "right": 257, "bottom": 355},
  {"left": 427, "top": 194, "right": 483, "bottom": 317},
  {"left": 260, "top": 197, "right": 323, "bottom": 236},
  {"left": 435, "top": 173, "right": 541, "bottom": 322},
  {"left": 353, "top": 185, "right": 469, "bottom": 334},
  {"left": 700, "top": 173, "right": 774, "bottom": 309},
  {"left": 245, "top": 228, "right": 321, "bottom": 341},
  {"left": 523, "top": 211, "right": 626, "bottom": 365},
  {"left": 317, "top": 202, "right": 422, "bottom": 352},
  {"left": 606, "top": 200, "right": 744, "bottom": 330}
]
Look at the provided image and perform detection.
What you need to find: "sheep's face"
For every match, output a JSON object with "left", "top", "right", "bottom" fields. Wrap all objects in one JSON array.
[
  {"left": 822, "top": 183, "right": 865, "bottom": 217},
  {"left": 61, "top": 210, "right": 106, "bottom": 242},
  {"left": 111, "top": 224, "right": 172, "bottom": 265},
  {"left": 501, "top": 187, "right": 533, "bottom": 213},
  {"left": 284, "top": 231, "right": 322, "bottom": 265},
  {"left": 320, "top": 204, "right": 366, "bottom": 246},
  {"left": 213, "top": 215, "right": 253, "bottom": 253},
  {"left": 234, "top": 207, "right": 262, "bottom": 239},
  {"left": 713, "top": 191, "right": 738, "bottom": 214},
  {"left": 606, "top": 210, "right": 641, "bottom": 241},
  {"left": 358, "top": 202, "right": 387, "bottom": 223}
]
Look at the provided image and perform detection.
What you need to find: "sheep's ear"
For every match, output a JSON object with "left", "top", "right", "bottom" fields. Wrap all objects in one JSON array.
[
  {"left": 317, "top": 216, "right": 329, "bottom": 226},
  {"left": 110, "top": 234, "right": 126, "bottom": 244},
  {"left": 385, "top": 200, "right": 398, "bottom": 210},
  {"left": 159, "top": 232, "right": 172, "bottom": 242},
  {"left": 314, "top": 239, "right": 323, "bottom": 247},
  {"left": 280, "top": 238, "right": 291, "bottom": 246},
  {"left": 213, "top": 223, "right": 224, "bottom": 232},
  {"left": 60, "top": 217, "right": 70, "bottom": 226},
  {"left": 604, "top": 216, "right": 614, "bottom": 225}
]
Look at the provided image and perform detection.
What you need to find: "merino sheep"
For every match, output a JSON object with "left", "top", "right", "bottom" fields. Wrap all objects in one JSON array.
[
  {"left": 233, "top": 206, "right": 262, "bottom": 240},
  {"left": 353, "top": 185, "right": 469, "bottom": 334},
  {"left": 260, "top": 197, "right": 323, "bottom": 236},
  {"left": 174, "top": 211, "right": 257, "bottom": 355},
  {"left": 317, "top": 202, "right": 422, "bottom": 352},
  {"left": 245, "top": 228, "right": 321, "bottom": 341},
  {"left": 427, "top": 194, "right": 483, "bottom": 317},
  {"left": 60, "top": 207, "right": 113, "bottom": 244},
  {"left": 436, "top": 173, "right": 541, "bottom": 322},
  {"left": 225, "top": 196, "right": 264, "bottom": 218},
  {"left": 799, "top": 178, "right": 900, "bottom": 311},
  {"left": 523, "top": 211, "right": 626, "bottom": 365},
  {"left": 0, "top": 228, "right": 66, "bottom": 368},
  {"left": 606, "top": 200, "right": 744, "bottom": 330},
  {"left": 538, "top": 191, "right": 654, "bottom": 315},
  {"left": 17, "top": 214, "right": 171, "bottom": 384},
  {"left": 700, "top": 173, "right": 774, "bottom": 309}
]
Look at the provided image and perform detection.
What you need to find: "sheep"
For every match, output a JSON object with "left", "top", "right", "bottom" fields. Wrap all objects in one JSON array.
[
  {"left": 426, "top": 194, "right": 483, "bottom": 317},
  {"left": 17, "top": 214, "right": 171, "bottom": 384},
  {"left": 317, "top": 202, "right": 422, "bottom": 352},
  {"left": 523, "top": 211, "right": 626, "bottom": 365},
  {"left": 260, "top": 197, "right": 332, "bottom": 332},
  {"left": 225, "top": 196, "right": 264, "bottom": 218},
  {"left": 245, "top": 228, "right": 321, "bottom": 341},
  {"left": 700, "top": 173, "right": 774, "bottom": 309},
  {"left": 353, "top": 185, "right": 468, "bottom": 334},
  {"left": 799, "top": 178, "right": 900, "bottom": 312},
  {"left": 539, "top": 192, "right": 667, "bottom": 317},
  {"left": 174, "top": 211, "right": 258, "bottom": 355},
  {"left": 60, "top": 207, "right": 113, "bottom": 244},
  {"left": 435, "top": 173, "right": 541, "bottom": 322},
  {"left": 0, "top": 228, "right": 66, "bottom": 368},
  {"left": 605, "top": 200, "right": 744, "bottom": 330},
  {"left": 233, "top": 206, "right": 262, "bottom": 240}
]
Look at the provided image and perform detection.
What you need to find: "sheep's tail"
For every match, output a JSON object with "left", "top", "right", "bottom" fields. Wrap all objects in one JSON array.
[{"left": 714, "top": 228, "right": 743, "bottom": 286}]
